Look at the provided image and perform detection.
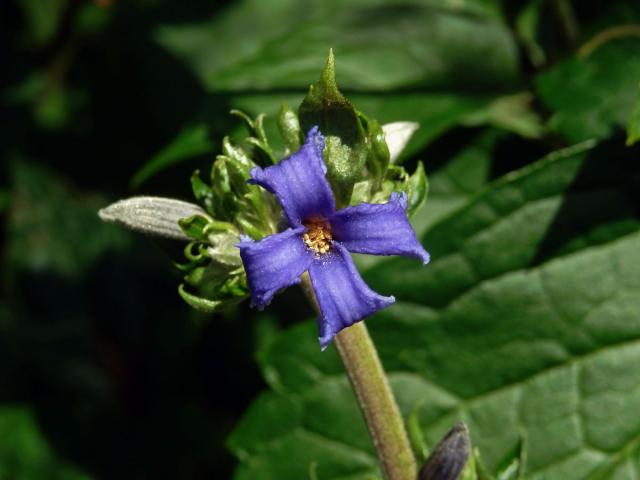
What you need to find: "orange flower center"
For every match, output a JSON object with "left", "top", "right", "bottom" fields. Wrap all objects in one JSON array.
[{"left": 302, "top": 216, "right": 332, "bottom": 255}]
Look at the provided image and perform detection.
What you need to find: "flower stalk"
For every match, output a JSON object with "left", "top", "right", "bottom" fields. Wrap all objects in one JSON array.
[{"left": 300, "top": 274, "right": 417, "bottom": 480}]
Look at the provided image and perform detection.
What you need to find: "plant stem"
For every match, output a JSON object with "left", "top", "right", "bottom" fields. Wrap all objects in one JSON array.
[{"left": 300, "top": 274, "right": 417, "bottom": 480}]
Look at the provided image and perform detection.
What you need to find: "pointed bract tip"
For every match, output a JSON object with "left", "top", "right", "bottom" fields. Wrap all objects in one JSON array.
[{"left": 319, "top": 49, "right": 340, "bottom": 97}]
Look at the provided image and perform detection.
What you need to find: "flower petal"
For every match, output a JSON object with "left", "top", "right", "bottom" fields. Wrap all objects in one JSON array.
[
  {"left": 249, "top": 126, "right": 335, "bottom": 226},
  {"left": 330, "top": 192, "right": 430, "bottom": 263},
  {"left": 237, "top": 227, "right": 313, "bottom": 308},
  {"left": 308, "top": 243, "right": 394, "bottom": 349}
]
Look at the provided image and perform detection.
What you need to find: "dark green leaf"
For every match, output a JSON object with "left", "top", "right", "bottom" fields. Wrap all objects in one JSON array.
[
  {"left": 158, "top": 1, "right": 517, "bottom": 92},
  {"left": 536, "top": 38, "right": 640, "bottom": 143},
  {"left": 131, "top": 125, "right": 213, "bottom": 188},
  {"left": 157, "top": 0, "right": 520, "bottom": 154},
  {"left": 228, "top": 140, "right": 640, "bottom": 478},
  {"left": 462, "top": 93, "right": 544, "bottom": 139}
]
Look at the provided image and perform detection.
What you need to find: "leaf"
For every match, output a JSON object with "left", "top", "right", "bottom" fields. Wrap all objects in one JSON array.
[
  {"left": 228, "top": 139, "right": 640, "bottom": 479},
  {"left": 0, "top": 405, "right": 92, "bottom": 479},
  {"left": 536, "top": 37, "right": 640, "bottom": 143},
  {"left": 156, "top": 0, "right": 520, "bottom": 153},
  {"left": 131, "top": 125, "right": 213, "bottom": 188},
  {"left": 157, "top": 1, "right": 517, "bottom": 92},
  {"left": 411, "top": 129, "right": 501, "bottom": 237},
  {"left": 462, "top": 93, "right": 544, "bottom": 140}
]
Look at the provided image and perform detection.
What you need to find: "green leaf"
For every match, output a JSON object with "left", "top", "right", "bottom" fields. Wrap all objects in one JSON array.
[
  {"left": 627, "top": 84, "right": 640, "bottom": 146},
  {"left": 158, "top": 1, "right": 517, "bottom": 93},
  {"left": 228, "top": 139, "right": 640, "bottom": 478},
  {"left": 462, "top": 93, "right": 544, "bottom": 140},
  {"left": 0, "top": 405, "right": 92, "bottom": 479},
  {"left": 131, "top": 125, "right": 213, "bottom": 188},
  {"left": 157, "top": 0, "right": 520, "bottom": 153},
  {"left": 410, "top": 129, "right": 501, "bottom": 238},
  {"left": 536, "top": 37, "right": 640, "bottom": 143}
]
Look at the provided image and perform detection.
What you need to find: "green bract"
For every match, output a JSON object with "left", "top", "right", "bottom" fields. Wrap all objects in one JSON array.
[{"left": 297, "top": 50, "right": 428, "bottom": 213}]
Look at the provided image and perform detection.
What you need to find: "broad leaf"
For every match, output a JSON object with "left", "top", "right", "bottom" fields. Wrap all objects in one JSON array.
[
  {"left": 536, "top": 37, "right": 640, "bottom": 143},
  {"left": 156, "top": 0, "right": 516, "bottom": 92},
  {"left": 228, "top": 139, "right": 640, "bottom": 479},
  {"left": 156, "top": 0, "right": 521, "bottom": 153}
]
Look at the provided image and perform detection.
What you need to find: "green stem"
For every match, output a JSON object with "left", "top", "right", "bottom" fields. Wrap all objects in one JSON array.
[{"left": 301, "top": 275, "right": 417, "bottom": 480}]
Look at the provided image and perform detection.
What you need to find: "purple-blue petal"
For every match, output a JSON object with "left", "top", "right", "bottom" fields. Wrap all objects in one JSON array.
[
  {"left": 308, "top": 243, "right": 394, "bottom": 349},
  {"left": 237, "top": 227, "right": 313, "bottom": 309},
  {"left": 330, "top": 192, "right": 430, "bottom": 264},
  {"left": 248, "top": 127, "right": 335, "bottom": 226}
]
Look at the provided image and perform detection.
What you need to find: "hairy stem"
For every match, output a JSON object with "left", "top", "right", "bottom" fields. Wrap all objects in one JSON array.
[{"left": 300, "top": 274, "right": 417, "bottom": 480}]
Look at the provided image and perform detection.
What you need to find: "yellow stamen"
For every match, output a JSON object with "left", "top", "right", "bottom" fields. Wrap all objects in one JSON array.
[{"left": 302, "top": 216, "right": 332, "bottom": 255}]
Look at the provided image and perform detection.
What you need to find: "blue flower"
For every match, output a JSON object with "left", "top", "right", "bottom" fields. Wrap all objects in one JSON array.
[{"left": 238, "top": 127, "right": 429, "bottom": 349}]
